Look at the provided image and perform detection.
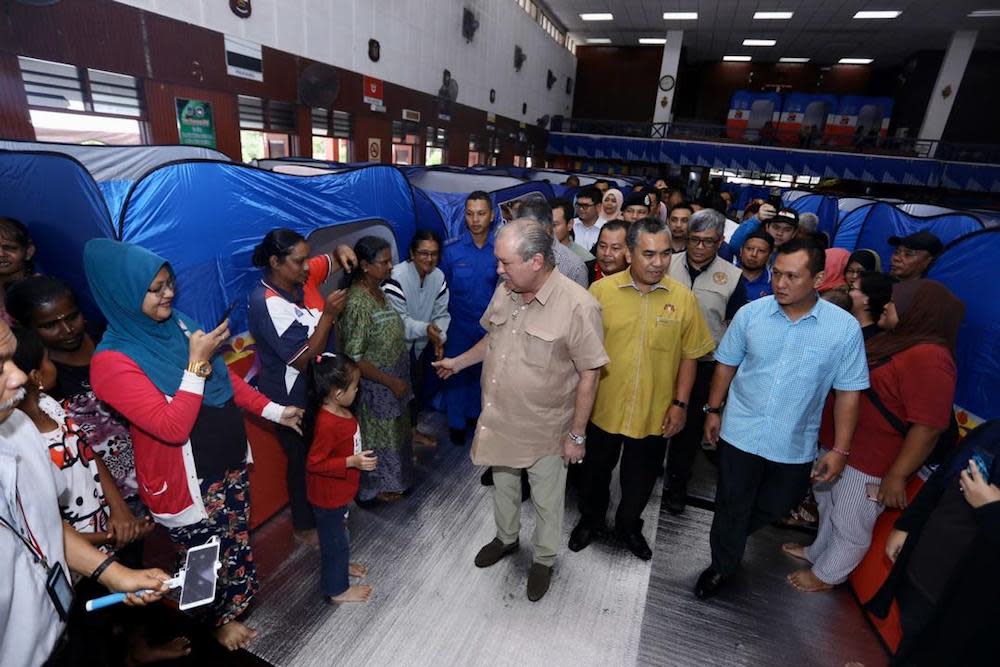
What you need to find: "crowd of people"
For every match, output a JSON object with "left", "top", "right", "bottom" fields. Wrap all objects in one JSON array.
[{"left": 0, "top": 171, "right": 997, "bottom": 666}]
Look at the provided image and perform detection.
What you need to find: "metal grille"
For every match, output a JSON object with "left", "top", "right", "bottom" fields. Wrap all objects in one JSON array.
[
  {"left": 88, "top": 68, "right": 143, "bottom": 117},
  {"left": 238, "top": 95, "right": 265, "bottom": 129},
  {"left": 331, "top": 110, "right": 351, "bottom": 138},
  {"left": 311, "top": 108, "right": 329, "bottom": 135},
  {"left": 268, "top": 100, "right": 296, "bottom": 132},
  {"left": 18, "top": 56, "right": 86, "bottom": 111},
  {"left": 426, "top": 126, "right": 447, "bottom": 148}
]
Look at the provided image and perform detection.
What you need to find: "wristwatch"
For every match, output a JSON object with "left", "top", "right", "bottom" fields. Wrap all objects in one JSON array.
[
  {"left": 568, "top": 432, "right": 586, "bottom": 446},
  {"left": 702, "top": 403, "right": 723, "bottom": 415},
  {"left": 187, "top": 360, "right": 213, "bottom": 378},
  {"left": 672, "top": 399, "right": 688, "bottom": 409}
]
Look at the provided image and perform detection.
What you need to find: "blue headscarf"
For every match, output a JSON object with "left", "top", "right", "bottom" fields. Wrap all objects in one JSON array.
[{"left": 84, "top": 239, "right": 234, "bottom": 407}]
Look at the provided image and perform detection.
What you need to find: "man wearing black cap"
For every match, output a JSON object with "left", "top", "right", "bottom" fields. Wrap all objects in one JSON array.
[
  {"left": 765, "top": 209, "right": 799, "bottom": 250},
  {"left": 621, "top": 192, "right": 652, "bottom": 224},
  {"left": 888, "top": 231, "right": 943, "bottom": 281}
]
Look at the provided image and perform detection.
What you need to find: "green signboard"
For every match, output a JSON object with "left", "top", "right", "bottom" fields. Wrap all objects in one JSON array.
[{"left": 175, "top": 98, "right": 217, "bottom": 148}]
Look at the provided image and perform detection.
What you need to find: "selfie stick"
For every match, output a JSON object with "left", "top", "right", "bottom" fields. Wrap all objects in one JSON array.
[{"left": 85, "top": 575, "right": 184, "bottom": 611}]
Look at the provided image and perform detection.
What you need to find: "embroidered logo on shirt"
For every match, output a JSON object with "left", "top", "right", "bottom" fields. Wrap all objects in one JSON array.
[{"left": 713, "top": 272, "right": 729, "bottom": 285}]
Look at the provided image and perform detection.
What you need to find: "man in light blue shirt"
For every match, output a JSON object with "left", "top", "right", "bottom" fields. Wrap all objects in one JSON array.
[{"left": 694, "top": 239, "right": 869, "bottom": 600}]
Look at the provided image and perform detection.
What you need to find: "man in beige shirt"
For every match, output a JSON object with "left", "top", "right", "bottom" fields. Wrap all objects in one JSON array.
[{"left": 434, "top": 218, "right": 608, "bottom": 602}]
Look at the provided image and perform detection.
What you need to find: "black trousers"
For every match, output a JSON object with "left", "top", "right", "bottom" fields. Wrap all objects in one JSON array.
[
  {"left": 274, "top": 423, "right": 316, "bottom": 531},
  {"left": 709, "top": 439, "right": 812, "bottom": 576},
  {"left": 665, "top": 360, "right": 715, "bottom": 487},
  {"left": 578, "top": 422, "right": 668, "bottom": 534}
]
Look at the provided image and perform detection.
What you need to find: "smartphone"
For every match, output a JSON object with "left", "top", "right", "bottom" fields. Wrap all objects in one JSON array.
[
  {"left": 865, "top": 482, "right": 881, "bottom": 502},
  {"left": 970, "top": 448, "right": 994, "bottom": 477},
  {"left": 217, "top": 301, "right": 237, "bottom": 328},
  {"left": 767, "top": 194, "right": 783, "bottom": 210}
]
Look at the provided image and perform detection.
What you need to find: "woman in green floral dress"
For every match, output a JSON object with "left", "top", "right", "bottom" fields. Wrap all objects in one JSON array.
[{"left": 339, "top": 235, "right": 412, "bottom": 502}]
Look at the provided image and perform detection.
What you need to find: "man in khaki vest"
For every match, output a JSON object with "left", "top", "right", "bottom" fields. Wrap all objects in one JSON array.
[{"left": 665, "top": 209, "right": 748, "bottom": 514}]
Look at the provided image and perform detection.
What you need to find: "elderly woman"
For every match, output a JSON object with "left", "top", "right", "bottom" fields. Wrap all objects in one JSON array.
[
  {"left": 383, "top": 229, "right": 450, "bottom": 446},
  {"left": 85, "top": 239, "right": 303, "bottom": 650},
  {"left": 0, "top": 216, "right": 36, "bottom": 325},
  {"left": 599, "top": 188, "right": 623, "bottom": 223},
  {"left": 248, "top": 228, "right": 355, "bottom": 545},
  {"left": 785, "top": 279, "right": 963, "bottom": 594},
  {"left": 339, "top": 236, "right": 412, "bottom": 502}
]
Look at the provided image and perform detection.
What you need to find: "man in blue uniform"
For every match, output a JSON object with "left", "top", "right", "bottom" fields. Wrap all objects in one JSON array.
[{"left": 440, "top": 191, "right": 498, "bottom": 445}]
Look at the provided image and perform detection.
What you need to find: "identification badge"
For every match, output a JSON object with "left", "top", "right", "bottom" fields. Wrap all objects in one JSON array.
[
  {"left": 46, "top": 563, "right": 73, "bottom": 622},
  {"left": 353, "top": 426, "right": 363, "bottom": 455}
]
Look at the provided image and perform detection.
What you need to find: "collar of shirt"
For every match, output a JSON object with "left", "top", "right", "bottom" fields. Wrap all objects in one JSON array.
[
  {"left": 614, "top": 269, "right": 671, "bottom": 293},
  {"left": 767, "top": 292, "right": 823, "bottom": 322},
  {"left": 503, "top": 268, "right": 558, "bottom": 306},
  {"left": 260, "top": 278, "right": 305, "bottom": 307},
  {"left": 683, "top": 254, "right": 720, "bottom": 282}
]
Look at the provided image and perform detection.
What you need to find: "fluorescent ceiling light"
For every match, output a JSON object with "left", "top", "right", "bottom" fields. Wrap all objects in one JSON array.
[
  {"left": 723, "top": 55, "right": 752, "bottom": 62},
  {"left": 743, "top": 39, "right": 777, "bottom": 46},
  {"left": 585, "top": 38, "right": 612, "bottom": 44},
  {"left": 754, "top": 11, "right": 794, "bottom": 19},
  {"left": 639, "top": 38, "right": 668, "bottom": 44},
  {"left": 968, "top": 10, "right": 1000, "bottom": 17},
  {"left": 839, "top": 57, "right": 874, "bottom": 64},
  {"left": 663, "top": 12, "right": 699, "bottom": 20},
  {"left": 580, "top": 13, "right": 613, "bottom": 21},
  {"left": 853, "top": 11, "right": 901, "bottom": 19},
  {"left": 779, "top": 57, "right": 810, "bottom": 63}
]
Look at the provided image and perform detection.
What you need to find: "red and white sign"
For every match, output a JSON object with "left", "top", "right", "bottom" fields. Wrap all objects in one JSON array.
[{"left": 363, "top": 76, "right": 383, "bottom": 105}]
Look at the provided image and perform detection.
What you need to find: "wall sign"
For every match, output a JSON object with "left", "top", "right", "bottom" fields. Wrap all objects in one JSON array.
[
  {"left": 367, "top": 138, "right": 381, "bottom": 162},
  {"left": 363, "top": 75, "right": 384, "bottom": 106},
  {"left": 224, "top": 35, "right": 263, "bottom": 81},
  {"left": 175, "top": 98, "right": 217, "bottom": 148}
]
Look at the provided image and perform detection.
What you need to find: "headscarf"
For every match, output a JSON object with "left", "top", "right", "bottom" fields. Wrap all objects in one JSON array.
[
  {"left": 865, "top": 279, "right": 964, "bottom": 363},
  {"left": 600, "top": 188, "right": 623, "bottom": 221},
  {"left": 84, "top": 239, "right": 234, "bottom": 406},
  {"left": 848, "top": 248, "right": 881, "bottom": 274},
  {"left": 818, "top": 248, "right": 850, "bottom": 292}
]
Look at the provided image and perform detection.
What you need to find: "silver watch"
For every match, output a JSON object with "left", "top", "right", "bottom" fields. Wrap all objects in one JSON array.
[{"left": 568, "top": 432, "right": 586, "bottom": 446}]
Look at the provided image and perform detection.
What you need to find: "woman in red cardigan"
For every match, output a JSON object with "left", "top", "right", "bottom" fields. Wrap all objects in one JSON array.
[{"left": 85, "top": 239, "right": 302, "bottom": 651}]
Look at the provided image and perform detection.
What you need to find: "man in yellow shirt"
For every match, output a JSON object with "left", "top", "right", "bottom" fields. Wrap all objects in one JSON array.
[{"left": 571, "top": 217, "right": 715, "bottom": 560}]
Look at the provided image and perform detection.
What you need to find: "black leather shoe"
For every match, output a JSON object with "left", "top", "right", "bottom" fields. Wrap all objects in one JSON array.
[
  {"left": 480, "top": 468, "right": 494, "bottom": 486},
  {"left": 526, "top": 562, "right": 553, "bottom": 602},
  {"left": 694, "top": 567, "right": 726, "bottom": 599},
  {"left": 664, "top": 484, "right": 687, "bottom": 515},
  {"left": 619, "top": 531, "right": 653, "bottom": 561},
  {"left": 474, "top": 538, "right": 519, "bottom": 568},
  {"left": 568, "top": 521, "right": 599, "bottom": 552}
]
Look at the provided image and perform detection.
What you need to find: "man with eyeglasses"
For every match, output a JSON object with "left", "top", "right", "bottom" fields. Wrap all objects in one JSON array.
[
  {"left": 571, "top": 187, "right": 604, "bottom": 253},
  {"left": 666, "top": 209, "right": 747, "bottom": 514},
  {"left": 888, "top": 231, "right": 943, "bottom": 281}
]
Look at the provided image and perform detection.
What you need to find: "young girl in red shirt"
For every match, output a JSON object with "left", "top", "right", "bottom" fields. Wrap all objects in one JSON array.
[{"left": 306, "top": 353, "right": 378, "bottom": 603}]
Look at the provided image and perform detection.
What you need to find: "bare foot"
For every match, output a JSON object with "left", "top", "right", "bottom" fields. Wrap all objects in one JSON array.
[
  {"left": 294, "top": 529, "right": 320, "bottom": 547},
  {"left": 413, "top": 430, "right": 437, "bottom": 447},
  {"left": 128, "top": 636, "right": 191, "bottom": 665},
  {"left": 325, "top": 584, "right": 373, "bottom": 604},
  {"left": 781, "top": 542, "right": 809, "bottom": 561},
  {"left": 215, "top": 620, "right": 258, "bottom": 651},
  {"left": 349, "top": 562, "right": 368, "bottom": 578},
  {"left": 787, "top": 568, "right": 834, "bottom": 592}
]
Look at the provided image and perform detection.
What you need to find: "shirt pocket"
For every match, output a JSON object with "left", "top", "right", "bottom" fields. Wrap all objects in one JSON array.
[
  {"left": 650, "top": 315, "right": 681, "bottom": 352},
  {"left": 798, "top": 345, "right": 835, "bottom": 380},
  {"left": 486, "top": 312, "right": 508, "bottom": 349},
  {"left": 522, "top": 325, "right": 558, "bottom": 369}
]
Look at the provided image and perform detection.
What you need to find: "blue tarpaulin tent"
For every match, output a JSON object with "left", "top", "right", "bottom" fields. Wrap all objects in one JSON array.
[{"left": 929, "top": 228, "right": 1000, "bottom": 420}]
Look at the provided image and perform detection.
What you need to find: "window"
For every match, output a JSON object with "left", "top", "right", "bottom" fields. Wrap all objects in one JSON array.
[
  {"left": 18, "top": 56, "right": 147, "bottom": 144},
  {"left": 239, "top": 95, "right": 297, "bottom": 163},
  {"left": 468, "top": 133, "right": 486, "bottom": 167},
  {"left": 425, "top": 126, "right": 448, "bottom": 166},
  {"left": 392, "top": 120, "right": 421, "bottom": 165},
  {"left": 488, "top": 134, "right": 502, "bottom": 167},
  {"left": 312, "top": 108, "right": 352, "bottom": 162},
  {"left": 513, "top": 1, "right": 569, "bottom": 50}
]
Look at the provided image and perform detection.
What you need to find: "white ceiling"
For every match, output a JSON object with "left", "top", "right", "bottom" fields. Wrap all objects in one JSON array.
[{"left": 542, "top": 0, "right": 1000, "bottom": 65}]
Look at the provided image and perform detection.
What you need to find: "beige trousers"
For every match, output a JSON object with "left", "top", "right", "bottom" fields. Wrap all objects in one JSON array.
[{"left": 492, "top": 455, "right": 568, "bottom": 567}]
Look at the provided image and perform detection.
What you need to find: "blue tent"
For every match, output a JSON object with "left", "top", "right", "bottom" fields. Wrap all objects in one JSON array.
[
  {"left": 928, "top": 228, "right": 1000, "bottom": 420},
  {"left": 843, "top": 203, "right": 982, "bottom": 267}
]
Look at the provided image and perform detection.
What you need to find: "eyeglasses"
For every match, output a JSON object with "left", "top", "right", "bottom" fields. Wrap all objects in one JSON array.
[
  {"left": 687, "top": 236, "right": 720, "bottom": 248},
  {"left": 575, "top": 202, "right": 595, "bottom": 209},
  {"left": 146, "top": 279, "right": 175, "bottom": 296},
  {"left": 413, "top": 250, "right": 439, "bottom": 258}
]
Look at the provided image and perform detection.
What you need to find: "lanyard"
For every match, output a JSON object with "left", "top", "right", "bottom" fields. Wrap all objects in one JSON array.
[{"left": 0, "top": 490, "right": 50, "bottom": 569}]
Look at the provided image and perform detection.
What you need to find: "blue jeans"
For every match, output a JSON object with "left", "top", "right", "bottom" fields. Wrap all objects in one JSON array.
[{"left": 313, "top": 504, "right": 350, "bottom": 597}]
